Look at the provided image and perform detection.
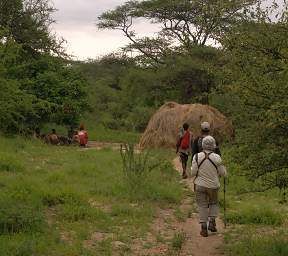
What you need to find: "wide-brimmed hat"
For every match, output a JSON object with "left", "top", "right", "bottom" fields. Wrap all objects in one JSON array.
[{"left": 202, "top": 135, "right": 216, "bottom": 151}]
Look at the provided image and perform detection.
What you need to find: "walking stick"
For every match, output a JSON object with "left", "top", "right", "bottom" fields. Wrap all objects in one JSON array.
[{"left": 224, "top": 177, "right": 227, "bottom": 229}]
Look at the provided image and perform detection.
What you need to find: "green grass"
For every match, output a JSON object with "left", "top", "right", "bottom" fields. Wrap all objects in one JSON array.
[
  {"left": 224, "top": 229, "right": 288, "bottom": 256},
  {"left": 226, "top": 208, "right": 283, "bottom": 226},
  {"left": 170, "top": 231, "right": 186, "bottom": 252},
  {"left": 81, "top": 118, "right": 141, "bottom": 143},
  {"left": 220, "top": 145, "right": 288, "bottom": 256},
  {"left": 0, "top": 136, "right": 182, "bottom": 255}
]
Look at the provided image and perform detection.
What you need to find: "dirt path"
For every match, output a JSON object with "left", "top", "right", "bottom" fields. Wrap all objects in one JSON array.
[
  {"left": 172, "top": 157, "right": 225, "bottom": 256},
  {"left": 82, "top": 141, "right": 225, "bottom": 255}
]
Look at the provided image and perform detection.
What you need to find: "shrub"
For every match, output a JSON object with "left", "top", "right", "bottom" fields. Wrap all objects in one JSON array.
[
  {"left": 171, "top": 231, "right": 186, "bottom": 251},
  {"left": 120, "top": 144, "right": 159, "bottom": 190}
]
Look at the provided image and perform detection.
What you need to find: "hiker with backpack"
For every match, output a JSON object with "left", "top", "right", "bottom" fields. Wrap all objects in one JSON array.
[
  {"left": 192, "top": 122, "right": 221, "bottom": 158},
  {"left": 78, "top": 124, "right": 88, "bottom": 147},
  {"left": 191, "top": 136, "right": 227, "bottom": 237},
  {"left": 177, "top": 123, "right": 193, "bottom": 179}
]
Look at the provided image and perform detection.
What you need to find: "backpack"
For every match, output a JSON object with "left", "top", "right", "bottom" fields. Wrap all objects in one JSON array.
[
  {"left": 197, "top": 136, "right": 205, "bottom": 152},
  {"left": 180, "top": 131, "right": 190, "bottom": 150}
]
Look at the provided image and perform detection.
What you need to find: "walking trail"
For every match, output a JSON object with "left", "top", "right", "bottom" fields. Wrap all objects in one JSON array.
[
  {"left": 84, "top": 142, "right": 225, "bottom": 255},
  {"left": 171, "top": 157, "right": 225, "bottom": 256}
]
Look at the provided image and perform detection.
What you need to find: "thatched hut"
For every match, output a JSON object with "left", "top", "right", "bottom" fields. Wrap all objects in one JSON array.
[{"left": 140, "top": 102, "right": 234, "bottom": 148}]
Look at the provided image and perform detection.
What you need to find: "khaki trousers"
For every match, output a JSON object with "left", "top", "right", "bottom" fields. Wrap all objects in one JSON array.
[{"left": 195, "top": 185, "right": 219, "bottom": 223}]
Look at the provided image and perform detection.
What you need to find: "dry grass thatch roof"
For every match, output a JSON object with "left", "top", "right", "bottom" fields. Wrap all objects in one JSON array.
[{"left": 140, "top": 102, "right": 234, "bottom": 148}]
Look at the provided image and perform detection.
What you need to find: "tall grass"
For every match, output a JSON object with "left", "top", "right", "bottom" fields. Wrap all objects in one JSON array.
[{"left": 120, "top": 144, "right": 159, "bottom": 188}]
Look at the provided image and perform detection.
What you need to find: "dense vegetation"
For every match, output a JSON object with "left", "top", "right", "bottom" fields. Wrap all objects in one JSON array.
[
  {"left": 0, "top": 0, "right": 288, "bottom": 255},
  {"left": 92, "top": 0, "right": 288, "bottom": 192},
  {"left": 0, "top": 0, "right": 87, "bottom": 134}
]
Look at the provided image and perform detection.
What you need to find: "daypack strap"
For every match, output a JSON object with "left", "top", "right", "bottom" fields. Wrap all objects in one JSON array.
[{"left": 196, "top": 152, "right": 218, "bottom": 170}]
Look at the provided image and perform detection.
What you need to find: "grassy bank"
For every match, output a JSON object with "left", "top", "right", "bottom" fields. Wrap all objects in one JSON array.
[
  {"left": 0, "top": 136, "right": 182, "bottom": 255},
  {"left": 220, "top": 146, "right": 288, "bottom": 256}
]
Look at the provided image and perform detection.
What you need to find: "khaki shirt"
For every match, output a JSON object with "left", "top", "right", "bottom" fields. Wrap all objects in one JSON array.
[{"left": 191, "top": 150, "right": 227, "bottom": 189}]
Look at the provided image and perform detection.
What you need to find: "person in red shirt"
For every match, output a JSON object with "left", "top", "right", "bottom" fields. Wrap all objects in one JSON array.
[
  {"left": 177, "top": 123, "right": 193, "bottom": 179},
  {"left": 78, "top": 124, "right": 88, "bottom": 147}
]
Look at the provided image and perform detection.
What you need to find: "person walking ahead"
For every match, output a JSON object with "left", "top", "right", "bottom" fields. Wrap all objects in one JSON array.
[
  {"left": 178, "top": 123, "right": 192, "bottom": 179},
  {"left": 192, "top": 122, "right": 221, "bottom": 158},
  {"left": 191, "top": 136, "right": 227, "bottom": 237}
]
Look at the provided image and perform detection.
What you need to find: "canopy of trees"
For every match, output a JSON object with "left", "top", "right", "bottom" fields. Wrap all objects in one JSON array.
[
  {"left": 92, "top": 0, "right": 288, "bottom": 192},
  {"left": 0, "top": 0, "right": 87, "bottom": 134}
]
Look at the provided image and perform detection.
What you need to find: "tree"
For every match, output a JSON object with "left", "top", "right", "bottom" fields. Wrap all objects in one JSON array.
[
  {"left": 97, "top": 0, "right": 257, "bottom": 105},
  {"left": 220, "top": 7, "right": 288, "bottom": 195},
  {"left": 0, "top": 0, "right": 65, "bottom": 56},
  {"left": 97, "top": 0, "right": 257, "bottom": 63},
  {"left": 0, "top": 1, "right": 88, "bottom": 134}
]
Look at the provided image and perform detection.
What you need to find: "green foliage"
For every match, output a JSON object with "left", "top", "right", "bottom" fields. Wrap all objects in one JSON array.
[
  {"left": 0, "top": 0, "right": 64, "bottom": 55},
  {"left": 120, "top": 144, "right": 160, "bottom": 190},
  {"left": 0, "top": 1, "right": 88, "bottom": 134},
  {"left": 217, "top": 7, "right": 288, "bottom": 192},
  {"left": 98, "top": 0, "right": 256, "bottom": 62},
  {"left": 79, "top": 47, "right": 222, "bottom": 133}
]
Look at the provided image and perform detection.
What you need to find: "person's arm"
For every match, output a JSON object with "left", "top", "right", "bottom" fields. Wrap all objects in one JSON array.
[
  {"left": 191, "top": 155, "right": 199, "bottom": 177},
  {"left": 216, "top": 157, "right": 227, "bottom": 177}
]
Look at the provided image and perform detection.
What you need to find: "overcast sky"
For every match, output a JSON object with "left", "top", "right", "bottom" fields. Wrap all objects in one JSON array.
[{"left": 52, "top": 0, "right": 159, "bottom": 60}]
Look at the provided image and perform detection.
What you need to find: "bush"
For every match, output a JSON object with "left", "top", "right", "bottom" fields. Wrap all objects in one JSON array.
[
  {"left": 120, "top": 144, "right": 160, "bottom": 190},
  {"left": 171, "top": 231, "right": 186, "bottom": 251}
]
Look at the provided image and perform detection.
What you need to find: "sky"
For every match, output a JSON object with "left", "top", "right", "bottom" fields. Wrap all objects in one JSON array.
[
  {"left": 52, "top": 0, "right": 158, "bottom": 60},
  {"left": 52, "top": 0, "right": 284, "bottom": 60}
]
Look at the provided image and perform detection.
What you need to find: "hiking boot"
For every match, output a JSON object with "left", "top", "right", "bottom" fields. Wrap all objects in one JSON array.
[
  {"left": 182, "top": 172, "right": 188, "bottom": 179},
  {"left": 200, "top": 223, "right": 208, "bottom": 237},
  {"left": 182, "top": 174, "right": 188, "bottom": 179},
  {"left": 208, "top": 218, "right": 217, "bottom": 232}
]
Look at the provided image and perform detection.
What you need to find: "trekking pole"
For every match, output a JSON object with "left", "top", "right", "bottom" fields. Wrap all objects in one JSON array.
[{"left": 224, "top": 177, "right": 227, "bottom": 229}]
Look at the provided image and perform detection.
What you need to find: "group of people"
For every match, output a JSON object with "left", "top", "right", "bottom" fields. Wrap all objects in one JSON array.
[
  {"left": 35, "top": 124, "right": 89, "bottom": 147},
  {"left": 67, "top": 124, "right": 89, "bottom": 147},
  {"left": 176, "top": 121, "right": 227, "bottom": 237}
]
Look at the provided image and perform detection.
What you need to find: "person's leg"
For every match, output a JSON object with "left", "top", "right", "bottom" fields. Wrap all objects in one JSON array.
[
  {"left": 207, "top": 188, "right": 219, "bottom": 232},
  {"left": 195, "top": 185, "right": 209, "bottom": 237},
  {"left": 180, "top": 153, "right": 188, "bottom": 178}
]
